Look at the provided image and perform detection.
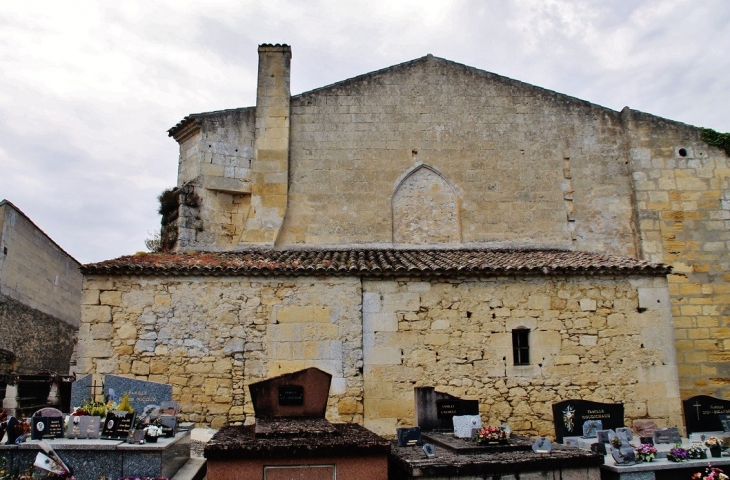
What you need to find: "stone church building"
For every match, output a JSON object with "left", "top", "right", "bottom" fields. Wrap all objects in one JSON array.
[{"left": 78, "top": 44, "right": 729, "bottom": 436}]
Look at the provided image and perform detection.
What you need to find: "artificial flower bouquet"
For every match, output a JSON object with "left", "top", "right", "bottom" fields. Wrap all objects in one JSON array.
[
  {"left": 691, "top": 465, "right": 730, "bottom": 480},
  {"left": 635, "top": 443, "right": 658, "bottom": 462},
  {"left": 667, "top": 445, "right": 689, "bottom": 462},
  {"left": 688, "top": 445, "right": 709, "bottom": 460},
  {"left": 475, "top": 425, "right": 509, "bottom": 444}
]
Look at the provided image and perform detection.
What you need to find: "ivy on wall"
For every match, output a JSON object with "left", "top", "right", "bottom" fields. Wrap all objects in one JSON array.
[{"left": 700, "top": 127, "right": 730, "bottom": 157}]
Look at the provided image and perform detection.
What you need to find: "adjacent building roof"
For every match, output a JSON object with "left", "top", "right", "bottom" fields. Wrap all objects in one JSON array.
[{"left": 81, "top": 249, "right": 670, "bottom": 277}]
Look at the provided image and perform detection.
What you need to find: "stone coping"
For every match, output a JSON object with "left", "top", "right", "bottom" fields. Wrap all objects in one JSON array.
[
  {"left": 0, "top": 431, "right": 189, "bottom": 452},
  {"left": 389, "top": 441, "right": 604, "bottom": 477},
  {"left": 254, "top": 417, "right": 338, "bottom": 438},
  {"left": 204, "top": 423, "right": 390, "bottom": 460}
]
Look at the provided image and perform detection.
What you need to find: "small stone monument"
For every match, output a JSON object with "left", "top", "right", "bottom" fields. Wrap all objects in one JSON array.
[
  {"left": 414, "top": 386, "right": 479, "bottom": 431},
  {"left": 204, "top": 368, "right": 390, "bottom": 480},
  {"left": 31, "top": 408, "right": 64, "bottom": 440},
  {"left": 453, "top": 415, "right": 482, "bottom": 439}
]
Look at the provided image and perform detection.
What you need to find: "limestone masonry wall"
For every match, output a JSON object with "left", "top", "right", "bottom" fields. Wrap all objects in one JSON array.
[
  {"left": 0, "top": 201, "right": 81, "bottom": 327},
  {"left": 77, "top": 275, "right": 362, "bottom": 428},
  {"left": 361, "top": 275, "right": 680, "bottom": 437},
  {"left": 77, "top": 272, "right": 680, "bottom": 436},
  {"left": 282, "top": 57, "right": 636, "bottom": 253},
  {"left": 624, "top": 109, "right": 730, "bottom": 400}
]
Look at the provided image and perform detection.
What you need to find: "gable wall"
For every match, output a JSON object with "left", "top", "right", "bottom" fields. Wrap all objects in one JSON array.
[{"left": 280, "top": 58, "right": 637, "bottom": 255}]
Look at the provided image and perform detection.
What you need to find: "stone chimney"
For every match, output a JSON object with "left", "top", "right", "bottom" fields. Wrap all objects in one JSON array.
[{"left": 241, "top": 44, "right": 292, "bottom": 246}]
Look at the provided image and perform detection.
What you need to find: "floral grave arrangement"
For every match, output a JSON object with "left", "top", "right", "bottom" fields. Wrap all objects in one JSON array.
[
  {"left": 705, "top": 437, "right": 723, "bottom": 449},
  {"left": 692, "top": 465, "right": 730, "bottom": 480},
  {"left": 475, "top": 425, "right": 510, "bottom": 444},
  {"left": 667, "top": 445, "right": 690, "bottom": 462},
  {"left": 688, "top": 445, "right": 709, "bottom": 460},
  {"left": 635, "top": 443, "right": 658, "bottom": 462}
]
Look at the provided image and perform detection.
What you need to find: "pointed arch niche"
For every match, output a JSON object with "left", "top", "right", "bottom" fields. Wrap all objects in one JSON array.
[{"left": 392, "top": 164, "right": 462, "bottom": 244}]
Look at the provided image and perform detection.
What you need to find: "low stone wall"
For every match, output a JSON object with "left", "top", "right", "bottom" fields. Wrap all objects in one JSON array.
[
  {"left": 77, "top": 275, "right": 363, "bottom": 428},
  {"left": 76, "top": 273, "right": 681, "bottom": 436},
  {"left": 362, "top": 276, "right": 681, "bottom": 437}
]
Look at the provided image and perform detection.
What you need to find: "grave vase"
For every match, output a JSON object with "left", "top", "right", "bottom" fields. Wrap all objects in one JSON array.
[{"left": 710, "top": 446, "right": 722, "bottom": 458}]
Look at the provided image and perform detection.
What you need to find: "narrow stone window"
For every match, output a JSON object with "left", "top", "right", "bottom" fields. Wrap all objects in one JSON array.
[{"left": 512, "top": 328, "right": 530, "bottom": 365}]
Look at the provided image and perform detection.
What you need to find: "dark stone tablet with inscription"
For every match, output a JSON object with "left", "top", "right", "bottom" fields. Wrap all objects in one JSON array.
[
  {"left": 279, "top": 385, "right": 304, "bottom": 406},
  {"left": 552, "top": 400, "right": 624, "bottom": 443},
  {"left": 31, "top": 417, "right": 64, "bottom": 440},
  {"left": 653, "top": 427, "right": 681, "bottom": 445},
  {"left": 101, "top": 412, "right": 136, "bottom": 439},
  {"left": 683, "top": 395, "right": 730, "bottom": 434},
  {"left": 415, "top": 387, "right": 479, "bottom": 432}
]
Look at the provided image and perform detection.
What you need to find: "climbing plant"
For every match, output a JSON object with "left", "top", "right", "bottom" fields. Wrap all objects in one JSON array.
[{"left": 700, "top": 127, "right": 730, "bottom": 157}]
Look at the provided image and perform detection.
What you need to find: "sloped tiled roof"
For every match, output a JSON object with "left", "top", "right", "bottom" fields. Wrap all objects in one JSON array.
[{"left": 81, "top": 249, "right": 670, "bottom": 277}]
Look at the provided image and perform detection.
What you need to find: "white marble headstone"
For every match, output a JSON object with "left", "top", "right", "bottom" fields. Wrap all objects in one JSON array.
[{"left": 453, "top": 415, "right": 482, "bottom": 438}]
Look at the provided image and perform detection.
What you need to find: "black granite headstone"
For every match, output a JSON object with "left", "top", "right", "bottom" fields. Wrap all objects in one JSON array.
[
  {"left": 101, "top": 412, "right": 136, "bottom": 439},
  {"left": 552, "top": 400, "right": 624, "bottom": 443},
  {"left": 719, "top": 414, "right": 730, "bottom": 432},
  {"left": 683, "top": 395, "right": 730, "bottom": 435},
  {"left": 31, "top": 417, "right": 64, "bottom": 440},
  {"left": 397, "top": 427, "right": 422, "bottom": 447},
  {"left": 415, "top": 387, "right": 479, "bottom": 431}
]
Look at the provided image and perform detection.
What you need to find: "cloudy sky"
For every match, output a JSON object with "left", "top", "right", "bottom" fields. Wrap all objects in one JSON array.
[{"left": 1, "top": 0, "right": 729, "bottom": 263}]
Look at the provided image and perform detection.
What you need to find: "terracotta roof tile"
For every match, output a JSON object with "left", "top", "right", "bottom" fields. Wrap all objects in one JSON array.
[{"left": 81, "top": 249, "right": 670, "bottom": 277}]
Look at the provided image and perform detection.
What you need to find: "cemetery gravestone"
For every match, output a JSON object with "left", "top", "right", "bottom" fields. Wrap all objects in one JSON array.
[
  {"left": 582, "top": 420, "right": 602, "bottom": 438},
  {"left": 532, "top": 437, "right": 552, "bottom": 454},
  {"left": 452, "top": 415, "right": 482, "bottom": 439},
  {"left": 104, "top": 375, "right": 172, "bottom": 414},
  {"left": 719, "top": 414, "right": 730, "bottom": 432},
  {"left": 616, "top": 427, "right": 633, "bottom": 442},
  {"left": 397, "top": 427, "right": 422, "bottom": 447},
  {"left": 653, "top": 427, "right": 681, "bottom": 445},
  {"left": 415, "top": 387, "right": 479, "bottom": 431},
  {"left": 101, "top": 411, "right": 136, "bottom": 439},
  {"left": 66, "top": 416, "right": 101, "bottom": 439},
  {"left": 248, "top": 367, "right": 331, "bottom": 418},
  {"left": 683, "top": 395, "right": 730, "bottom": 435},
  {"left": 70, "top": 374, "right": 93, "bottom": 410},
  {"left": 552, "top": 399, "right": 625, "bottom": 443},
  {"left": 633, "top": 420, "right": 658, "bottom": 438},
  {"left": 31, "top": 408, "right": 64, "bottom": 440}
]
